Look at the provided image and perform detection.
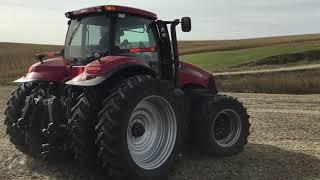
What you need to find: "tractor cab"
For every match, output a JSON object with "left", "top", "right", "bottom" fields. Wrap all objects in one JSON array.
[{"left": 64, "top": 5, "right": 191, "bottom": 78}]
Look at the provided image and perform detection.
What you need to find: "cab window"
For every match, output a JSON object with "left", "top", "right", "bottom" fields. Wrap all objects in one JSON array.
[{"left": 115, "top": 16, "right": 159, "bottom": 72}]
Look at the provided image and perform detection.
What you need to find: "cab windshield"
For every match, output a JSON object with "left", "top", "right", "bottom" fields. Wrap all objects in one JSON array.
[
  {"left": 64, "top": 15, "right": 111, "bottom": 64},
  {"left": 64, "top": 14, "right": 159, "bottom": 70}
]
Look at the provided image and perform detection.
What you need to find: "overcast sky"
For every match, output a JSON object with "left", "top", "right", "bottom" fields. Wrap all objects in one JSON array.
[{"left": 1, "top": 0, "right": 320, "bottom": 45}]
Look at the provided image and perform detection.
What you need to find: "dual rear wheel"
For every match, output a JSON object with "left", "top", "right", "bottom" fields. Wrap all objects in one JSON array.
[
  {"left": 70, "top": 75, "right": 250, "bottom": 179},
  {"left": 70, "top": 75, "right": 185, "bottom": 179}
]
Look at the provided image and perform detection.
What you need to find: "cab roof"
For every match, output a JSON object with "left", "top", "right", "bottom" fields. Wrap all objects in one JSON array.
[{"left": 66, "top": 5, "right": 157, "bottom": 20}]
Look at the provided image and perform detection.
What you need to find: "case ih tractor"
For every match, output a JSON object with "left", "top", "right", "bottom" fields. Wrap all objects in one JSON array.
[{"left": 4, "top": 5, "right": 250, "bottom": 180}]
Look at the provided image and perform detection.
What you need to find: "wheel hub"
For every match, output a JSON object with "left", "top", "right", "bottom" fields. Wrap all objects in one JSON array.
[
  {"left": 214, "top": 117, "right": 231, "bottom": 140},
  {"left": 131, "top": 121, "right": 145, "bottom": 138}
]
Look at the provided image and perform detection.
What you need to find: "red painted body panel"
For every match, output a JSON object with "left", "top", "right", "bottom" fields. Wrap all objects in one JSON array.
[
  {"left": 17, "top": 56, "right": 148, "bottom": 83},
  {"left": 18, "top": 56, "right": 212, "bottom": 90},
  {"left": 85, "top": 56, "right": 146, "bottom": 75},
  {"left": 26, "top": 58, "right": 69, "bottom": 82},
  {"left": 82, "top": 57, "right": 211, "bottom": 89},
  {"left": 16, "top": 58, "right": 85, "bottom": 83},
  {"left": 65, "top": 56, "right": 148, "bottom": 85},
  {"left": 178, "top": 61, "right": 211, "bottom": 88}
]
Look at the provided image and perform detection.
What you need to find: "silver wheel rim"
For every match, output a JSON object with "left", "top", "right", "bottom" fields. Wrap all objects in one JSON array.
[
  {"left": 212, "top": 109, "right": 242, "bottom": 147},
  {"left": 127, "top": 95, "right": 177, "bottom": 170}
]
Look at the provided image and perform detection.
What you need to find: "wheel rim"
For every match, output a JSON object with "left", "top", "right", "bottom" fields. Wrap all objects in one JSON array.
[
  {"left": 212, "top": 109, "right": 242, "bottom": 147},
  {"left": 127, "top": 95, "right": 177, "bottom": 170}
]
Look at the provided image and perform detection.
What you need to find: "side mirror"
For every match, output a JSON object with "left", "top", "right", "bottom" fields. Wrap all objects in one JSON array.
[{"left": 181, "top": 17, "right": 191, "bottom": 32}]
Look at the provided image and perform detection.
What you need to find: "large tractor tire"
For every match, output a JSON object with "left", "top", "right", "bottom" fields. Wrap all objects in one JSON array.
[
  {"left": 96, "top": 75, "right": 185, "bottom": 180},
  {"left": 4, "top": 83, "right": 35, "bottom": 153},
  {"left": 69, "top": 89, "right": 100, "bottom": 168},
  {"left": 190, "top": 94, "right": 250, "bottom": 156},
  {"left": 24, "top": 102, "right": 48, "bottom": 159}
]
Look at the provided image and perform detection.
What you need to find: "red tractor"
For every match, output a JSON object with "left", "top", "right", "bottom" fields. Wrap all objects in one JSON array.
[{"left": 4, "top": 5, "right": 250, "bottom": 180}]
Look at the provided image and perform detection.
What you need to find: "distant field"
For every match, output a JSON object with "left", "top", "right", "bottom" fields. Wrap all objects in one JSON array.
[
  {"left": 0, "top": 43, "right": 62, "bottom": 83},
  {"left": 182, "top": 40, "right": 320, "bottom": 72},
  {"left": 1, "top": 34, "right": 320, "bottom": 84},
  {"left": 215, "top": 68, "right": 320, "bottom": 94},
  {"left": 179, "top": 33, "right": 320, "bottom": 55}
]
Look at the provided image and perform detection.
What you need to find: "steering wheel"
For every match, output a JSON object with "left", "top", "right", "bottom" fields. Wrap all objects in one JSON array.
[
  {"left": 136, "top": 41, "right": 147, "bottom": 56},
  {"left": 120, "top": 39, "right": 130, "bottom": 49}
]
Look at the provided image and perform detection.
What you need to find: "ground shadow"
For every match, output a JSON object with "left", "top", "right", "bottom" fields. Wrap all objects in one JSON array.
[
  {"left": 170, "top": 144, "right": 320, "bottom": 180},
  {"left": 22, "top": 143, "right": 320, "bottom": 180},
  {"left": 24, "top": 157, "right": 103, "bottom": 180}
]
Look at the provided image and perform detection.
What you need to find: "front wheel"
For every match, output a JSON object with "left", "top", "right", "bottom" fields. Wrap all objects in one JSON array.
[
  {"left": 95, "top": 75, "right": 185, "bottom": 180},
  {"left": 190, "top": 94, "right": 250, "bottom": 156}
]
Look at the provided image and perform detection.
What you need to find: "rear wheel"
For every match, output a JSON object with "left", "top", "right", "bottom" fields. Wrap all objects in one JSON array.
[
  {"left": 96, "top": 75, "right": 184, "bottom": 180},
  {"left": 190, "top": 94, "right": 250, "bottom": 156},
  {"left": 24, "top": 101, "right": 48, "bottom": 158},
  {"left": 69, "top": 89, "right": 100, "bottom": 168}
]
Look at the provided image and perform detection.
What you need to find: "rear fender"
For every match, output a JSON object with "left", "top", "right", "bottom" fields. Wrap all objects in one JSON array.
[
  {"left": 178, "top": 61, "right": 218, "bottom": 94},
  {"left": 66, "top": 56, "right": 156, "bottom": 86},
  {"left": 14, "top": 58, "right": 69, "bottom": 83}
]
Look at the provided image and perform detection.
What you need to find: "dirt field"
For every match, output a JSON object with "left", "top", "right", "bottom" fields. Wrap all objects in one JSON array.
[{"left": 0, "top": 86, "right": 319, "bottom": 180}]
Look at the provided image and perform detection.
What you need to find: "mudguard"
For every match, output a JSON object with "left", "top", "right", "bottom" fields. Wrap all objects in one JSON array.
[
  {"left": 14, "top": 58, "right": 71, "bottom": 83},
  {"left": 65, "top": 56, "right": 156, "bottom": 86},
  {"left": 65, "top": 57, "right": 217, "bottom": 93},
  {"left": 178, "top": 61, "right": 216, "bottom": 92}
]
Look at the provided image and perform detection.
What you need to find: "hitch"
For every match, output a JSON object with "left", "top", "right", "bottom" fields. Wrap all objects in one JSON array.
[
  {"left": 16, "top": 92, "right": 70, "bottom": 159},
  {"left": 42, "top": 97, "right": 68, "bottom": 138},
  {"left": 41, "top": 97, "right": 70, "bottom": 159}
]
